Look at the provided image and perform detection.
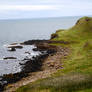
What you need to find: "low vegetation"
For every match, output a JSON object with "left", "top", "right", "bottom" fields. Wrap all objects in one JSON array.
[{"left": 16, "top": 17, "right": 92, "bottom": 92}]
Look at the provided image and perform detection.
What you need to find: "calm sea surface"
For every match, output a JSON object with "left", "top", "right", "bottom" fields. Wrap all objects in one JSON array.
[
  {"left": 0, "top": 16, "right": 81, "bottom": 75},
  {"left": 0, "top": 17, "right": 81, "bottom": 45}
]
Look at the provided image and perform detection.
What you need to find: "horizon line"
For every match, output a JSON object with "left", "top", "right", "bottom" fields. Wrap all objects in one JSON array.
[{"left": 0, "top": 15, "right": 92, "bottom": 21}]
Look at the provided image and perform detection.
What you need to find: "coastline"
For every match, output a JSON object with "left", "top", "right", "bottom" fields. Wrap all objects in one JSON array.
[
  {"left": 4, "top": 40, "right": 70, "bottom": 92},
  {"left": 1, "top": 16, "right": 92, "bottom": 92},
  {"left": 0, "top": 39, "right": 70, "bottom": 92},
  {"left": 0, "top": 40, "right": 56, "bottom": 91}
]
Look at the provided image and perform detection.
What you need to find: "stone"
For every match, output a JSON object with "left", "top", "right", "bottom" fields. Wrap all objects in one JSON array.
[
  {"left": 8, "top": 48, "right": 16, "bottom": 51},
  {"left": 3, "top": 57, "right": 17, "bottom": 60},
  {"left": 8, "top": 45, "right": 23, "bottom": 49}
]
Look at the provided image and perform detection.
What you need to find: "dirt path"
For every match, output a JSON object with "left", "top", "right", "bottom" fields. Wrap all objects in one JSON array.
[{"left": 4, "top": 46, "right": 70, "bottom": 92}]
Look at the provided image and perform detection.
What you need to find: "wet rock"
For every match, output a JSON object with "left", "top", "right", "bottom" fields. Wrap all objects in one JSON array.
[
  {"left": 22, "top": 58, "right": 31, "bottom": 61},
  {"left": 8, "top": 45, "right": 23, "bottom": 49},
  {"left": 8, "top": 48, "right": 16, "bottom": 51},
  {"left": 32, "top": 48, "right": 38, "bottom": 51},
  {"left": 25, "top": 52, "right": 30, "bottom": 55},
  {"left": 3, "top": 57, "right": 17, "bottom": 60},
  {"left": 22, "top": 40, "right": 70, "bottom": 46},
  {"left": 4, "top": 74, "right": 14, "bottom": 79}
]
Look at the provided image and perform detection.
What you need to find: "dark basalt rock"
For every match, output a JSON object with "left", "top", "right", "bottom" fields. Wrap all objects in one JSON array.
[
  {"left": 8, "top": 45, "right": 23, "bottom": 49},
  {"left": 0, "top": 42, "right": 57, "bottom": 91},
  {"left": 3, "top": 57, "right": 17, "bottom": 60},
  {"left": 21, "top": 40, "right": 49, "bottom": 45},
  {"left": 8, "top": 48, "right": 16, "bottom": 51},
  {"left": 25, "top": 51, "right": 31, "bottom": 55},
  {"left": 33, "top": 48, "right": 38, "bottom": 51},
  {"left": 22, "top": 40, "right": 70, "bottom": 46}
]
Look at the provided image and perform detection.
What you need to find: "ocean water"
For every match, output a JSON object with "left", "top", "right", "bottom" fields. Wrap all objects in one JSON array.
[
  {"left": 0, "top": 16, "right": 81, "bottom": 45},
  {"left": 0, "top": 16, "right": 81, "bottom": 75}
]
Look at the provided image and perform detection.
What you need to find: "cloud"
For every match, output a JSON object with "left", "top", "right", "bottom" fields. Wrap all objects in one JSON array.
[
  {"left": 0, "top": 5, "right": 60, "bottom": 11},
  {"left": 0, "top": 0, "right": 92, "bottom": 19}
]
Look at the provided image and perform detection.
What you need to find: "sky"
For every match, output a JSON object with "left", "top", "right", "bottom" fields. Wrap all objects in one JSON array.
[{"left": 0, "top": 0, "right": 92, "bottom": 19}]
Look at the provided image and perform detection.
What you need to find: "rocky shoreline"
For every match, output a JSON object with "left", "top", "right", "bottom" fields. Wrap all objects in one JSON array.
[
  {"left": 0, "top": 40, "right": 57, "bottom": 91},
  {"left": 4, "top": 41, "right": 70, "bottom": 92}
]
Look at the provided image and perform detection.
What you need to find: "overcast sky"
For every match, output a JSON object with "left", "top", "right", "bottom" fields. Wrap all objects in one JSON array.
[{"left": 0, "top": 0, "right": 92, "bottom": 19}]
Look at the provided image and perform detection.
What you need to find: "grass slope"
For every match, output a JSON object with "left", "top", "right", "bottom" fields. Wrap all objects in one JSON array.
[{"left": 16, "top": 17, "right": 92, "bottom": 92}]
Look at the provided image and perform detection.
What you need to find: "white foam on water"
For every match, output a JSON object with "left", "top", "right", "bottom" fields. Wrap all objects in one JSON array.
[{"left": 0, "top": 43, "right": 41, "bottom": 75}]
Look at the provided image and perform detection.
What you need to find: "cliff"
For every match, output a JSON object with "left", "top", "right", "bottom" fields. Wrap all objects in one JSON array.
[{"left": 14, "top": 17, "right": 92, "bottom": 92}]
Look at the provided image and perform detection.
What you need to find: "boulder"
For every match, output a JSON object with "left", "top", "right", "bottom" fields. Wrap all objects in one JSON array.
[
  {"left": 50, "top": 33, "right": 58, "bottom": 39},
  {"left": 8, "top": 48, "right": 16, "bottom": 51},
  {"left": 8, "top": 45, "right": 23, "bottom": 49},
  {"left": 3, "top": 57, "right": 17, "bottom": 60}
]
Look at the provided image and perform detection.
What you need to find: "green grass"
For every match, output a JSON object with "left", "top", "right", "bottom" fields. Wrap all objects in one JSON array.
[
  {"left": 16, "top": 17, "right": 92, "bottom": 92},
  {"left": 76, "top": 88, "right": 92, "bottom": 92},
  {"left": 16, "top": 73, "right": 92, "bottom": 92}
]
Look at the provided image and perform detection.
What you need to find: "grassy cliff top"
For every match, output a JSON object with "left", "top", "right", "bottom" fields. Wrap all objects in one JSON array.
[
  {"left": 53, "top": 16, "right": 92, "bottom": 42},
  {"left": 52, "top": 16, "right": 92, "bottom": 74},
  {"left": 16, "top": 17, "right": 92, "bottom": 92}
]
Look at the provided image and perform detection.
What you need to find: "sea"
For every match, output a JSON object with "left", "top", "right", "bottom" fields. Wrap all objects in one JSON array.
[{"left": 0, "top": 16, "right": 81, "bottom": 75}]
